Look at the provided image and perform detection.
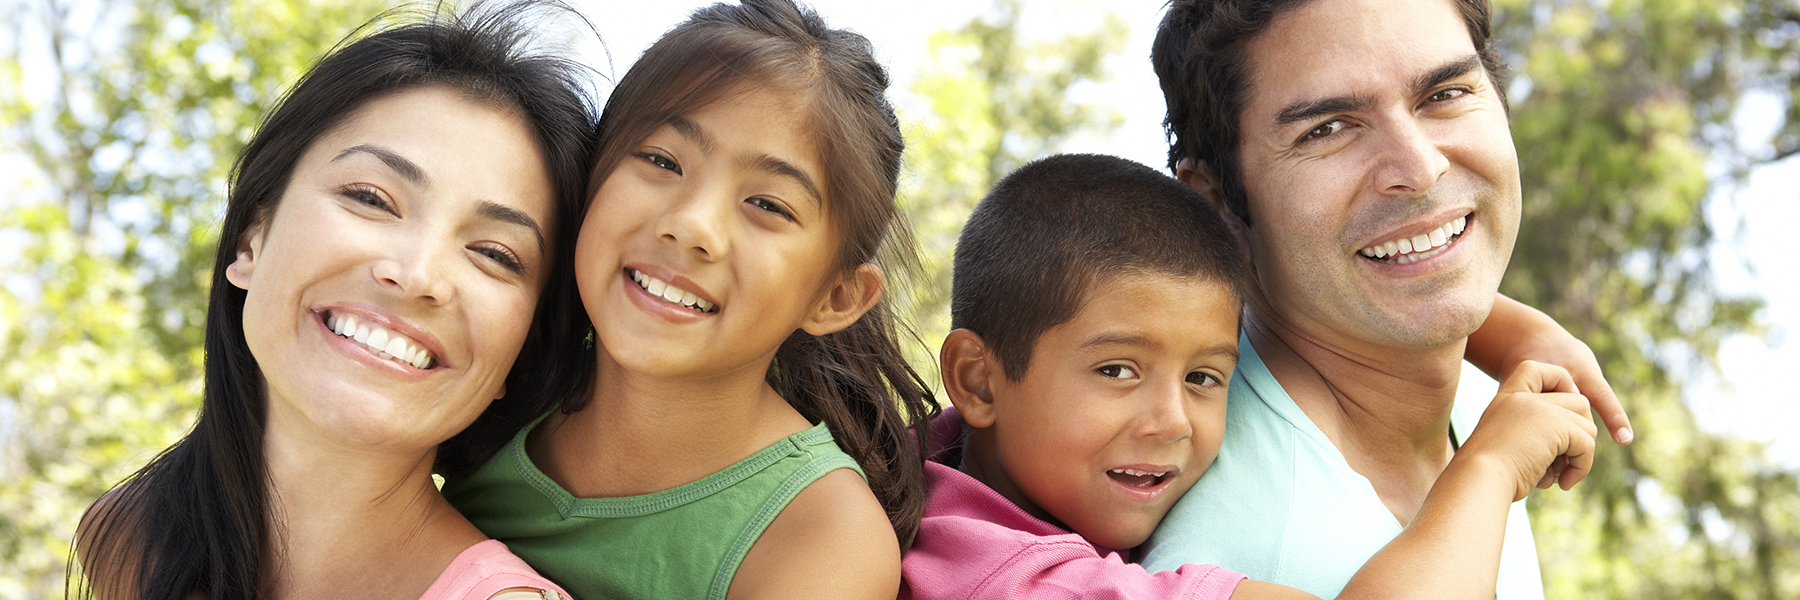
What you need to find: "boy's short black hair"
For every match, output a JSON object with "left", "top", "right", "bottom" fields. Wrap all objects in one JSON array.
[{"left": 951, "top": 153, "right": 1250, "bottom": 379}]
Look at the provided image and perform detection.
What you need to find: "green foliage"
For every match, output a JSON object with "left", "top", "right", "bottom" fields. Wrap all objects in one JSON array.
[
  {"left": 1493, "top": 0, "right": 1800, "bottom": 597},
  {"left": 896, "top": 0, "right": 1126, "bottom": 379},
  {"left": 0, "top": 0, "right": 382, "bottom": 594}
]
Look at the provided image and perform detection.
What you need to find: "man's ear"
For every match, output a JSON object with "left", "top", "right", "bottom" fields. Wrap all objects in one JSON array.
[
  {"left": 940, "top": 329, "right": 1000, "bottom": 429},
  {"left": 1177, "top": 157, "right": 1253, "bottom": 260},
  {"left": 224, "top": 221, "right": 268, "bottom": 291},
  {"left": 800, "top": 263, "right": 883, "bottom": 336}
]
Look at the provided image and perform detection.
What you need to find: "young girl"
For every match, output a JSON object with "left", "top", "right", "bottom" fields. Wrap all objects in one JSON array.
[
  {"left": 441, "top": 0, "right": 936, "bottom": 598},
  {"left": 74, "top": 4, "right": 596, "bottom": 599}
]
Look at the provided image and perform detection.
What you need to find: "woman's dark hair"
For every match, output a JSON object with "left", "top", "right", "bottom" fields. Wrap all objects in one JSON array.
[
  {"left": 72, "top": 3, "right": 598, "bottom": 598},
  {"left": 563, "top": 0, "right": 938, "bottom": 548}
]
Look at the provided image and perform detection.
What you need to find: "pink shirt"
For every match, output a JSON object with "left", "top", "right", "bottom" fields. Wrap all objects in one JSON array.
[
  {"left": 418, "top": 539, "right": 571, "bottom": 600},
  {"left": 900, "top": 411, "right": 1246, "bottom": 600}
]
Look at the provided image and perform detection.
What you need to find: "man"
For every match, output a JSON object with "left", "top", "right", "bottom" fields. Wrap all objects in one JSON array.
[{"left": 1139, "top": 0, "right": 1632, "bottom": 597}]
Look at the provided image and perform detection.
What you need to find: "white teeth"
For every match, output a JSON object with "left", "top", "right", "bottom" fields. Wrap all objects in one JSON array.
[
  {"left": 327, "top": 312, "right": 435, "bottom": 369},
  {"left": 1359, "top": 215, "right": 1467, "bottom": 262},
  {"left": 1108, "top": 468, "right": 1168, "bottom": 478},
  {"left": 629, "top": 270, "right": 717, "bottom": 313}
]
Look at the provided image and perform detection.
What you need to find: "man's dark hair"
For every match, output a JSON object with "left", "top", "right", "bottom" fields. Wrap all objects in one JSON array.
[
  {"left": 951, "top": 153, "right": 1250, "bottom": 379},
  {"left": 1153, "top": 0, "right": 1506, "bottom": 227}
]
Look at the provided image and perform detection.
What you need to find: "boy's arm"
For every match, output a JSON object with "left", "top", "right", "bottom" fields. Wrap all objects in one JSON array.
[
  {"left": 1335, "top": 362, "right": 1597, "bottom": 600},
  {"left": 1468, "top": 293, "right": 1633, "bottom": 445}
]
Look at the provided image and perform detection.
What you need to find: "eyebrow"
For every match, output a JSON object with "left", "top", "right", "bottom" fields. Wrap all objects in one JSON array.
[
  {"left": 751, "top": 155, "right": 825, "bottom": 209},
  {"left": 668, "top": 116, "right": 717, "bottom": 155},
  {"left": 1077, "top": 333, "right": 1240, "bottom": 361},
  {"left": 1272, "top": 54, "right": 1487, "bottom": 128},
  {"left": 333, "top": 144, "right": 429, "bottom": 187},
  {"left": 668, "top": 116, "right": 824, "bottom": 210},
  {"left": 477, "top": 200, "right": 546, "bottom": 254}
]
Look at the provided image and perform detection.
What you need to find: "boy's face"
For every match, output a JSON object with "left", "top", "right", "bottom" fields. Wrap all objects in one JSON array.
[{"left": 963, "top": 273, "right": 1240, "bottom": 550}]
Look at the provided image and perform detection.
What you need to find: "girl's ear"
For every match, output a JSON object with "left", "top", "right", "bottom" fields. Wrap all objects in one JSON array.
[
  {"left": 224, "top": 222, "right": 268, "bottom": 291},
  {"left": 800, "top": 263, "right": 883, "bottom": 336},
  {"left": 939, "top": 329, "right": 998, "bottom": 429}
]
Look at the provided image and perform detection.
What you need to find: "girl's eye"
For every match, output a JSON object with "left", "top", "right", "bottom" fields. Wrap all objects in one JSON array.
[
  {"left": 746, "top": 196, "right": 793, "bottom": 221},
  {"left": 1302, "top": 120, "right": 1345, "bottom": 142},
  {"left": 1428, "top": 88, "right": 1469, "bottom": 103},
  {"left": 637, "top": 151, "right": 681, "bottom": 174},
  {"left": 1186, "top": 371, "right": 1221, "bottom": 387},
  {"left": 473, "top": 244, "right": 526, "bottom": 274},
  {"left": 341, "top": 184, "right": 393, "bottom": 213},
  {"left": 1097, "top": 364, "right": 1139, "bottom": 380}
]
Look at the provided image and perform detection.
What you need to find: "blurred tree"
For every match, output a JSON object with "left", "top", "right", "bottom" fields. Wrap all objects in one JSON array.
[
  {"left": 1493, "top": 0, "right": 1800, "bottom": 598},
  {"left": 895, "top": 0, "right": 1126, "bottom": 376},
  {"left": 0, "top": 0, "right": 381, "bottom": 594}
]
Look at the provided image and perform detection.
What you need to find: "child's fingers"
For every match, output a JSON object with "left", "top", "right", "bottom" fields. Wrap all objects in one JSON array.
[
  {"left": 1557, "top": 413, "right": 1599, "bottom": 490},
  {"left": 1497, "top": 360, "right": 1580, "bottom": 396}
]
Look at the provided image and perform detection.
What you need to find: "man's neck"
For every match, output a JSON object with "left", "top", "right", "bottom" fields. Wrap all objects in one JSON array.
[{"left": 1243, "top": 305, "right": 1469, "bottom": 525}]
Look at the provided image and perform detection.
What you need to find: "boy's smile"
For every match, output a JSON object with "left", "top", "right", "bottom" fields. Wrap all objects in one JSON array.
[{"left": 950, "top": 272, "right": 1241, "bottom": 550}]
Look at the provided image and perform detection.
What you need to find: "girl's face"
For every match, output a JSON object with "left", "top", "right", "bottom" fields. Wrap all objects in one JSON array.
[
  {"left": 227, "top": 86, "right": 554, "bottom": 452},
  {"left": 576, "top": 87, "right": 859, "bottom": 381}
]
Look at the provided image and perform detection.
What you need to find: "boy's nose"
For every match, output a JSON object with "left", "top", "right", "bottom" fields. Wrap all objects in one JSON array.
[{"left": 1136, "top": 381, "right": 1193, "bottom": 443}]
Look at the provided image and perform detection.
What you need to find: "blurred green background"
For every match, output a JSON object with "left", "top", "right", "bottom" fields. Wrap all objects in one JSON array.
[{"left": 3, "top": 0, "right": 1796, "bottom": 597}]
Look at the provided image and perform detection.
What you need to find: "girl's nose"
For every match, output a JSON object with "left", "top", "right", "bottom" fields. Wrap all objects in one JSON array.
[{"left": 656, "top": 187, "right": 731, "bottom": 261}]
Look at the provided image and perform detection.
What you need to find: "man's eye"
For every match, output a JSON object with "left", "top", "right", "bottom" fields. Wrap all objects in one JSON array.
[
  {"left": 1304, "top": 120, "right": 1345, "bottom": 141},
  {"left": 1429, "top": 88, "right": 1468, "bottom": 103},
  {"left": 1097, "top": 364, "right": 1138, "bottom": 379}
]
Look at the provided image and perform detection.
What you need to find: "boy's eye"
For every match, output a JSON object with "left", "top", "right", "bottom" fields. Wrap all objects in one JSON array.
[
  {"left": 746, "top": 196, "right": 793, "bottom": 221},
  {"left": 1097, "top": 364, "right": 1138, "bottom": 380},
  {"left": 1185, "top": 371, "right": 1221, "bottom": 387},
  {"left": 637, "top": 151, "right": 681, "bottom": 174}
]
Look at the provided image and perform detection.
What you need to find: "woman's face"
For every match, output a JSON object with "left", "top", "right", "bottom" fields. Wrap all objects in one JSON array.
[{"left": 227, "top": 86, "right": 554, "bottom": 453}]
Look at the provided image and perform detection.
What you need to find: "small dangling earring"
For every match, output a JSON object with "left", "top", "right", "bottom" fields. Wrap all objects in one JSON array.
[{"left": 583, "top": 326, "right": 595, "bottom": 351}]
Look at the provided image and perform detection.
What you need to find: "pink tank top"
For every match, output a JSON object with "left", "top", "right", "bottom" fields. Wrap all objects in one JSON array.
[{"left": 417, "top": 539, "right": 570, "bottom": 600}]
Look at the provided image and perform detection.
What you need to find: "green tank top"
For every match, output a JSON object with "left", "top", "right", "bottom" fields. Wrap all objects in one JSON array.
[{"left": 442, "top": 417, "right": 864, "bottom": 600}]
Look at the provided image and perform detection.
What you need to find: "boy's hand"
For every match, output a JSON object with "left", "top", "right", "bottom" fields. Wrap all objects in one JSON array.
[
  {"left": 1459, "top": 361, "right": 1600, "bottom": 502},
  {"left": 1468, "top": 294, "right": 1633, "bottom": 446}
]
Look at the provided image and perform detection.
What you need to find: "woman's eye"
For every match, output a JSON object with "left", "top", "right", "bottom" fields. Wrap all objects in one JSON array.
[
  {"left": 473, "top": 245, "right": 526, "bottom": 274},
  {"left": 637, "top": 152, "right": 681, "bottom": 174},
  {"left": 1186, "top": 371, "right": 1221, "bottom": 387},
  {"left": 746, "top": 197, "right": 793, "bottom": 221},
  {"left": 1097, "top": 364, "right": 1138, "bottom": 379},
  {"left": 341, "top": 185, "right": 393, "bottom": 212},
  {"left": 1303, "top": 120, "right": 1345, "bottom": 142}
]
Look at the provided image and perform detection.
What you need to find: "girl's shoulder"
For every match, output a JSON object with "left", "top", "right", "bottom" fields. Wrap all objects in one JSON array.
[{"left": 729, "top": 467, "right": 900, "bottom": 599}]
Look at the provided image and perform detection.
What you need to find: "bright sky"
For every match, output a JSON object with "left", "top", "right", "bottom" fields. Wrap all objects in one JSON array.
[{"left": 570, "top": 0, "right": 1800, "bottom": 468}]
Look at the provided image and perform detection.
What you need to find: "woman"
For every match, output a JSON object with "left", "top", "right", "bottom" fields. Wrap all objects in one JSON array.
[{"left": 74, "top": 3, "right": 596, "bottom": 598}]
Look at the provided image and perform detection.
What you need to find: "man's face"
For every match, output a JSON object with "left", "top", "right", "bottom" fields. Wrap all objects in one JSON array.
[{"left": 1231, "top": 0, "right": 1520, "bottom": 352}]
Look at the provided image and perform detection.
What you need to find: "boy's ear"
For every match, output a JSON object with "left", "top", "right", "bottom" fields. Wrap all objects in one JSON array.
[
  {"left": 940, "top": 328, "right": 1000, "bottom": 429},
  {"left": 224, "top": 221, "right": 268, "bottom": 291},
  {"left": 1176, "top": 157, "right": 1253, "bottom": 261},
  {"left": 801, "top": 263, "right": 883, "bottom": 336}
]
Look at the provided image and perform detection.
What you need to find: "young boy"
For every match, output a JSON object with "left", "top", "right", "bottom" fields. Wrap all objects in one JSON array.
[{"left": 900, "top": 154, "right": 1599, "bottom": 599}]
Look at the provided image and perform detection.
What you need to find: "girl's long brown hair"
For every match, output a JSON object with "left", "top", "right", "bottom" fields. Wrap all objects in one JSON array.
[{"left": 570, "top": 0, "right": 938, "bottom": 547}]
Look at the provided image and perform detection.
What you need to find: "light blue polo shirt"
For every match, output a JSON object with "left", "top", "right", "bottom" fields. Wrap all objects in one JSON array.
[{"left": 1139, "top": 330, "right": 1544, "bottom": 599}]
